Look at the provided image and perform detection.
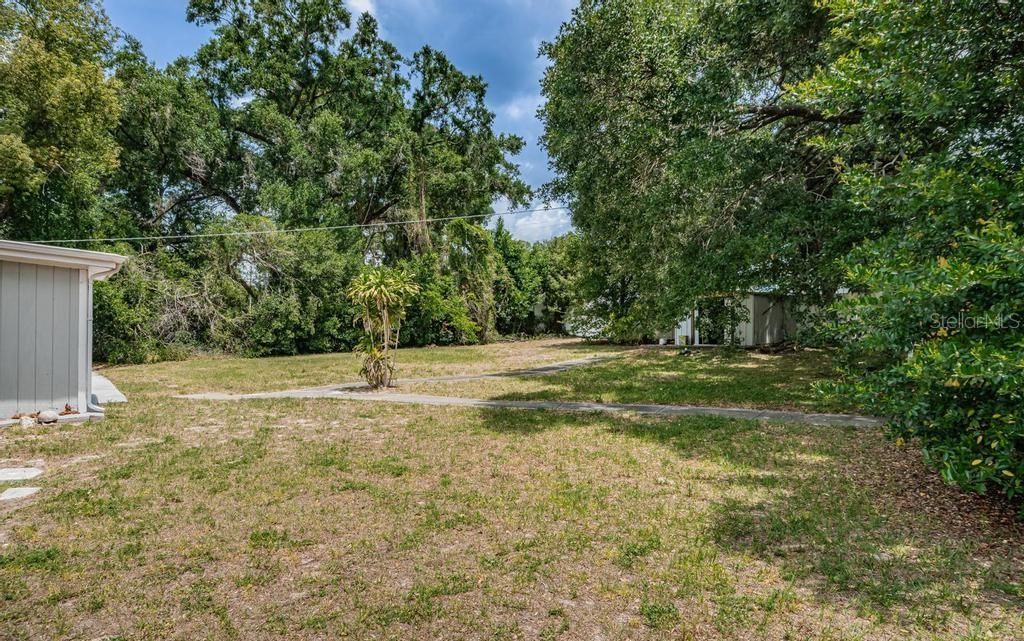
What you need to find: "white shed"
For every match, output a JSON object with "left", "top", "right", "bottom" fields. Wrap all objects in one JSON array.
[
  {"left": 0, "top": 240, "right": 125, "bottom": 422},
  {"left": 673, "top": 293, "right": 798, "bottom": 347}
]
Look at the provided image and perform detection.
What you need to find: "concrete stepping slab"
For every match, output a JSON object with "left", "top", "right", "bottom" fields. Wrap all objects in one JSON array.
[
  {"left": 0, "top": 487, "right": 40, "bottom": 501},
  {"left": 0, "top": 467, "right": 43, "bottom": 482}
]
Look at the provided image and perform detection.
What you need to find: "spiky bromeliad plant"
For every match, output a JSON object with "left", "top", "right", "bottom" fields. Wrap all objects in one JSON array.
[{"left": 346, "top": 267, "right": 420, "bottom": 388}]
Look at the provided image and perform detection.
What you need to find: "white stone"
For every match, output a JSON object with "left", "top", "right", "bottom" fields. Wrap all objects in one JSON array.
[
  {"left": 0, "top": 487, "right": 40, "bottom": 501},
  {"left": 0, "top": 468, "right": 42, "bottom": 481}
]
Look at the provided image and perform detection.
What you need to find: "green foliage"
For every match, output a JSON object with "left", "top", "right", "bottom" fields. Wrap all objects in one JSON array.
[
  {"left": 400, "top": 254, "right": 478, "bottom": 346},
  {"left": 94, "top": 218, "right": 364, "bottom": 362},
  {"left": 93, "top": 254, "right": 188, "bottom": 364},
  {"left": 829, "top": 177, "right": 1024, "bottom": 502},
  {"left": 493, "top": 218, "right": 542, "bottom": 335},
  {"left": 540, "top": 0, "right": 847, "bottom": 333},
  {"left": 346, "top": 267, "right": 419, "bottom": 388},
  {"left": 695, "top": 297, "right": 748, "bottom": 348},
  {"left": 639, "top": 598, "right": 679, "bottom": 630},
  {"left": 444, "top": 219, "right": 498, "bottom": 342},
  {"left": 803, "top": 0, "right": 1024, "bottom": 506},
  {"left": 203, "top": 218, "right": 363, "bottom": 356},
  {"left": 0, "top": 0, "right": 121, "bottom": 240},
  {"left": 3, "top": 0, "right": 567, "bottom": 361},
  {"left": 543, "top": 0, "right": 1024, "bottom": 508},
  {"left": 529, "top": 232, "right": 580, "bottom": 332}
]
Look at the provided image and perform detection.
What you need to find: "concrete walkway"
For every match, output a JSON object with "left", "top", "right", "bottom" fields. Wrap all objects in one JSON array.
[
  {"left": 331, "top": 392, "right": 880, "bottom": 427},
  {"left": 180, "top": 387, "right": 881, "bottom": 428},
  {"left": 178, "top": 356, "right": 611, "bottom": 401},
  {"left": 91, "top": 372, "right": 128, "bottom": 405},
  {"left": 176, "top": 355, "right": 882, "bottom": 427}
]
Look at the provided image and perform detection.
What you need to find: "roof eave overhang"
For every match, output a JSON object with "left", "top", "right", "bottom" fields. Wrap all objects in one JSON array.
[{"left": 0, "top": 240, "right": 126, "bottom": 280}]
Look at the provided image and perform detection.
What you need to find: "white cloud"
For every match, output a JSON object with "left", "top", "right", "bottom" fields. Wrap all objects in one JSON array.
[
  {"left": 499, "top": 93, "right": 544, "bottom": 123},
  {"left": 349, "top": 0, "right": 376, "bottom": 15},
  {"left": 501, "top": 206, "right": 573, "bottom": 242}
]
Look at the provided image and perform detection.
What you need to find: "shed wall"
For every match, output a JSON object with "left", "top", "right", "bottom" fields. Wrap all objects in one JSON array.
[
  {"left": 0, "top": 261, "right": 83, "bottom": 417},
  {"left": 751, "top": 295, "right": 796, "bottom": 345}
]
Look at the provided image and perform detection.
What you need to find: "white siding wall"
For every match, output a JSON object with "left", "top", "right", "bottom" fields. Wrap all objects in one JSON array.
[{"left": 0, "top": 261, "right": 83, "bottom": 417}]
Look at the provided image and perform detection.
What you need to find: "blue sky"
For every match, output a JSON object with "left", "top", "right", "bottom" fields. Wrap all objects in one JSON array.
[{"left": 103, "top": 0, "right": 575, "bottom": 242}]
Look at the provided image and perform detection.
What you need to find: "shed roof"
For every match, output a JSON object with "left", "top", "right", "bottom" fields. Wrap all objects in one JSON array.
[{"left": 0, "top": 240, "right": 126, "bottom": 280}]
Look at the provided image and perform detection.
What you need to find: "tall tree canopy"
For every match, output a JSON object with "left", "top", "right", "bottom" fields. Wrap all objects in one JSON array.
[
  {"left": 541, "top": 0, "right": 863, "bottom": 335},
  {"left": 3, "top": 0, "right": 564, "bottom": 361},
  {"left": 0, "top": 0, "right": 121, "bottom": 239},
  {"left": 542, "top": 0, "right": 1024, "bottom": 505}
]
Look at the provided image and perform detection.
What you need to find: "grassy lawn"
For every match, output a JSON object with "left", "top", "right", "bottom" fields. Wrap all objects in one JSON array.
[
  {"left": 406, "top": 347, "right": 849, "bottom": 412},
  {"left": 103, "top": 337, "right": 626, "bottom": 395},
  {"left": 2, "top": 342, "right": 1022, "bottom": 640}
]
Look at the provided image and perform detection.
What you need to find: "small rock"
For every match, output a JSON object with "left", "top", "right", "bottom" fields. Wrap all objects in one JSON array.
[
  {"left": 19, "top": 416, "right": 34, "bottom": 428},
  {"left": 37, "top": 410, "right": 59, "bottom": 425}
]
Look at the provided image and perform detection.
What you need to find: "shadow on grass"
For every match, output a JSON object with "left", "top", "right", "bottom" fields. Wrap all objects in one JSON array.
[
  {"left": 475, "top": 405, "right": 592, "bottom": 435},
  {"left": 483, "top": 348, "right": 848, "bottom": 412},
  {"left": 476, "top": 405, "right": 1024, "bottom": 626}
]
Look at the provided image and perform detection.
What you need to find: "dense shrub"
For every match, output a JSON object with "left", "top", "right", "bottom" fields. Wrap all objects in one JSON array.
[
  {"left": 93, "top": 252, "right": 209, "bottom": 363},
  {"left": 92, "top": 222, "right": 581, "bottom": 362},
  {"left": 214, "top": 228, "right": 363, "bottom": 357},
  {"left": 493, "top": 219, "right": 542, "bottom": 335},
  {"left": 833, "top": 211, "right": 1024, "bottom": 505},
  {"left": 809, "top": 0, "right": 1024, "bottom": 508},
  {"left": 400, "top": 254, "right": 479, "bottom": 346}
]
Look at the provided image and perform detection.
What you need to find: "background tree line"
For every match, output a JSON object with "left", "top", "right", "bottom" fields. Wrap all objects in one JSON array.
[
  {"left": 542, "top": 0, "right": 1024, "bottom": 506},
  {"left": 1, "top": 0, "right": 579, "bottom": 362}
]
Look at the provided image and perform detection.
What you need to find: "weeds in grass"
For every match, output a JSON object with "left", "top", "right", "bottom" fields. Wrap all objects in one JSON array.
[
  {"left": 45, "top": 487, "right": 134, "bottom": 519},
  {"left": 369, "top": 574, "right": 472, "bottom": 627},
  {"left": 309, "top": 444, "right": 350, "bottom": 471},
  {"left": 639, "top": 598, "right": 680, "bottom": 629},
  {"left": 0, "top": 547, "right": 61, "bottom": 571},
  {"left": 0, "top": 341, "right": 1020, "bottom": 640},
  {"left": 615, "top": 529, "right": 662, "bottom": 569},
  {"left": 366, "top": 455, "right": 408, "bottom": 477}
]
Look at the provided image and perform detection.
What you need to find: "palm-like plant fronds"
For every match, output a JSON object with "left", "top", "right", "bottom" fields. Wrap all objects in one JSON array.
[{"left": 347, "top": 268, "right": 420, "bottom": 388}]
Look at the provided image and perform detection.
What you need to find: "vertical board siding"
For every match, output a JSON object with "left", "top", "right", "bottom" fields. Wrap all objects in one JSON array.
[
  {"left": 0, "top": 262, "right": 17, "bottom": 417},
  {"left": 0, "top": 260, "right": 82, "bottom": 416},
  {"left": 35, "top": 266, "right": 55, "bottom": 409},
  {"left": 16, "top": 264, "right": 36, "bottom": 408},
  {"left": 73, "top": 273, "right": 83, "bottom": 408},
  {"left": 52, "top": 268, "right": 73, "bottom": 408}
]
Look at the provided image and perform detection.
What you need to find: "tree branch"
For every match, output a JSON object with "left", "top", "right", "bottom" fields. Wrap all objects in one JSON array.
[
  {"left": 736, "top": 104, "right": 863, "bottom": 130},
  {"left": 184, "top": 166, "right": 243, "bottom": 213}
]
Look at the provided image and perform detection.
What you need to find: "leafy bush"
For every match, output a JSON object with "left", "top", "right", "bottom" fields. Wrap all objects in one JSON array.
[
  {"left": 219, "top": 228, "right": 362, "bottom": 357},
  {"left": 400, "top": 254, "right": 478, "bottom": 346},
  {"left": 833, "top": 215, "right": 1024, "bottom": 505},
  {"left": 797, "top": 0, "right": 1024, "bottom": 510},
  {"left": 493, "top": 219, "right": 542, "bottom": 335},
  {"left": 93, "top": 252, "right": 207, "bottom": 363}
]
